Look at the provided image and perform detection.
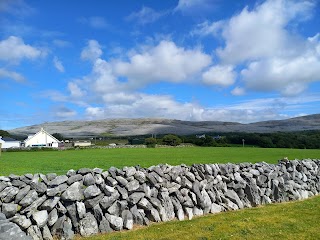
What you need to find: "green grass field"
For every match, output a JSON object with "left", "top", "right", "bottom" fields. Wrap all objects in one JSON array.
[
  {"left": 77, "top": 195, "right": 320, "bottom": 240},
  {"left": 0, "top": 147, "right": 319, "bottom": 176}
]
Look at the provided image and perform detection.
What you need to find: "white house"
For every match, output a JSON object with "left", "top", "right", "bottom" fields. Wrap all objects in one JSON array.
[
  {"left": 0, "top": 136, "right": 20, "bottom": 149},
  {"left": 74, "top": 140, "right": 92, "bottom": 147},
  {"left": 24, "top": 128, "right": 61, "bottom": 148}
]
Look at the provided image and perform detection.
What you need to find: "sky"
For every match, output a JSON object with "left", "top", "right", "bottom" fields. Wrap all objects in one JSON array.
[{"left": 1, "top": 0, "right": 320, "bottom": 130}]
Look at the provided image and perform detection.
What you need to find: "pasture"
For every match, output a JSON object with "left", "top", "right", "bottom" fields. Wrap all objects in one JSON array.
[{"left": 0, "top": 146, "right": 319, "bottom": 176}]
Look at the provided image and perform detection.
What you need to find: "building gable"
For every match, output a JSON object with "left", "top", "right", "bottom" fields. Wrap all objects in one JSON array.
[{"left": 24, "top": 128, "right": 61, "bottom": 147}]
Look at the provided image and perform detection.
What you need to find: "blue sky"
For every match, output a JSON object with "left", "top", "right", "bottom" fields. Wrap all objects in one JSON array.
[{"left": 1, "top": 0, "right": 320, "bottom": 130}]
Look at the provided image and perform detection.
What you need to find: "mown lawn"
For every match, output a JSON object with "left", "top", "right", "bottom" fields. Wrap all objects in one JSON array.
[
  {"left": 0, "top": 147, "right": 319, "bottom": 175},
  {"left": 78, "top": 195, "right": 320, "bottom": 240}
]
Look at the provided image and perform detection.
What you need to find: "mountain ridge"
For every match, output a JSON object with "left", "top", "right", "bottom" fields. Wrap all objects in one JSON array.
[{"left": 8, "top": 114, "right": 320, "bottom": 137}]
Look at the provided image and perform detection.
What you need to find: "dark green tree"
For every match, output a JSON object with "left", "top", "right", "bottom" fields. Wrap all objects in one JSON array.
[
  {"left": 162, "top": 134, "right": 182, "bottom": 146},
  {"left": 52, "top": 133, "right": 64, "bottom": 141},
  {"left": 0, "top": 130, "right": 10, "bottom": 137},
  {"left": 145, "top": 137, "right": 157, "bottom": 148}
]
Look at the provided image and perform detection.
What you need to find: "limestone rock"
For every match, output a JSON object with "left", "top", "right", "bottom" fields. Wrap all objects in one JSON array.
[
  {"left": 83, "top": 185, "right": 101, "bottom": 199},
  {"left": 48, "top": 175, "right": 68, "bottom": 187},
  {"left": 27, "top": 225, "right": 43, "bottom": 240},
  {"left": 79, "top": 213, "right": 98, "bottom": 236},
  {"left": 83, "top": 173, "right": 95, "bottom": 186},
  {"left": 32, "top": 210, "right": 48, "bottom": 228},
  {"left": 99, "top": 217, "right": 113, "bottom": 233},
  {"left": 2, "top": 203, "right": 18, "bottom": 218},
  {"left": 105, "top": 214, "right": 123, "bottom": 231},
  {"left": 42, "top": 225, "right": 53, "bottom": 240},
  {"left": 76, "top": 201, "right": 86, "bottom": 219},
  {"left": 11, "top": 214, "right": 32, "bottom": 230},
  {"left": 61, "top": 182, "right": 84, "bottom": 201},
  {"left": 122, "top": 209, "right": 133, "bottom": 230}
]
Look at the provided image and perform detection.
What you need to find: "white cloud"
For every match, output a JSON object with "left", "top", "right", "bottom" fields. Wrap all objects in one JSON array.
[
  {"left": 192, "top": 20, "right": 225, "bottom": 37},
  {"left": 231, "top": 87, "right": 245, "bottom": 96},
  {"left": 80, "top": 40, "right": 103, "bottom": 62},
  {"left": 202, "top": 65, "right": 236, "bottom": 87},
  {"left": 68, "top": 82, "right": 85, "bottom": 98},
  {"left": 126, "top": 6, "right": 165, "bottom": 25},
  {"left": 114, "top": 40, "right": 211, "bottom": 86},
  {"left": 241, "top": 41, "right": 320, "bottom": 96},
  {"left": 82, "top": 93, "right": 320, "bottom": 123},
  {"left": 53, "top": 56, "right": 65, "bottom": 72},
  {"left": 85, "top": 107, "right": 105, "bottom": 119},
  {"left": 192, "top": 0, "right": 320, "bottom": 96},
  {"left": 0, "top": 68, "right": 25, "bottom": 82},
  {"left": 0, "top": 36, "right": 44, "bottom": 63},
  {"left": 197, "top": 0, "right": 315, "bottom": 63}
]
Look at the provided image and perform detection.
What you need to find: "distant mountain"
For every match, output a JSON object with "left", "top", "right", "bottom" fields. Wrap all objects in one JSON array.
[{"left": 8, "top": 114, "right": 320, "bottom": 137}]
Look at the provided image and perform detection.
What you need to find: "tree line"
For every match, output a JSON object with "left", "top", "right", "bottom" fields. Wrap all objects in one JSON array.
[{"left": 145, "top": 131, "right": 320, "bottom": 149}]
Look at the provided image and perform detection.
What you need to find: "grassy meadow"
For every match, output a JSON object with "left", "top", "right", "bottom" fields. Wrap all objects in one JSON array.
[{"left": 0, "top": 146, "right": 319, "bottom": 176}]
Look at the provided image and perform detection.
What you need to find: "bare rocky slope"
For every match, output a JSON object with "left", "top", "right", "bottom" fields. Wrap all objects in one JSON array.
[{"left": 9, "top": 114, "right": 320, "bottom": 137}]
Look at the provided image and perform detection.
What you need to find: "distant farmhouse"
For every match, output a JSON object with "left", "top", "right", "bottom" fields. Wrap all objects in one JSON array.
[
  {"left": 24, "top": 128, "right": 61, "bottom": 148},
  {"left": 0, "top": 136, "right": 20, "bottom": 148},
  {"left": 73, "top": 140, "right": 92, "bottom": 147}
]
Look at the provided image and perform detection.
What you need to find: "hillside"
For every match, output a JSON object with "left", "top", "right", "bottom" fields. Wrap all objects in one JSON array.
[{"left": 8, "top": 114, "right": 320, "bottom": 137}]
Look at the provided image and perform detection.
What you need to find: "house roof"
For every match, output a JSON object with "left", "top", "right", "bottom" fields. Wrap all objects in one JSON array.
[
  {"left": 1, "top": 137, "right": 19, "bottom": 142},
  {"left": 24, "top": 128, "right": 61, "bottom": 143}
]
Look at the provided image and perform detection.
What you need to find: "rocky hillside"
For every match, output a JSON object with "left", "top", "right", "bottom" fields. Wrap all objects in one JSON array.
[{"left": 9, "top": 114, "right": 320, "bottom": 137}]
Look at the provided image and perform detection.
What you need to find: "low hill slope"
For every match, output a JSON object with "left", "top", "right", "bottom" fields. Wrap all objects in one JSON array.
[{"left": 8, "top": 114, "right": 320, "bottom": 137}]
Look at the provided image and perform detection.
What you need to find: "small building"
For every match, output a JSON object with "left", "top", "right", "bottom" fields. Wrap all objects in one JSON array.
[
  {"left": 0, "top": 136, "right": 20, "bottom": 149},
  {"left": 74, "top": 140, "right": 92, "bottom": 147},
  {"left": 196, "top": 134, "right": 206, "bottom": 139},
  {"left": 24, "top": 128, "right": 61, "bottom": 148}
]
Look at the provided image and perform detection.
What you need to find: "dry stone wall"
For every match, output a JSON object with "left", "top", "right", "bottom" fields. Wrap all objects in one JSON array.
[{"left": 0, "top": 159, "right": 319, "bottom": 240}]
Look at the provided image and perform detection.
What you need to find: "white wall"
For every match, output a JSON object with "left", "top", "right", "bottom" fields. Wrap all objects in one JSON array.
[
  {"left": 25, "top": 129, "right": 60, "bottom": 147},
  {"left": 74, "top": 141, "right": 91, "bottom": 147},
  {"left": 0, "top": 139, "right": 20, "bottom": 148}
]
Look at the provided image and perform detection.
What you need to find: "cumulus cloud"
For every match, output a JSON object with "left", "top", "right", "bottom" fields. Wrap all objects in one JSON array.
[
  {"left": 114, "top": 40, "right": 211, "bottom": 87},
  {"left": 0, "top": 68, "right": 25, "bottom": 82},
  {"left": 53, "top": 56, "right": 65, "bottom": 72},
  {"left": 0, "top": 36, "right": 44, "bottom": 63},
  {"left": 80, "top": 40, "right": 103, "bottom": 62},
  {"left": 202, "top": 65, "right": 236, "bottom": 87},
  {"left": 192, "top": 0, "right": 320, "bottom": 96},
  {"left": 241, "top": 38, "right": 320, "bottom": 96},
  {"left": 126, "top": 6, "right": 165, "bottom": 25},
  {"left": 214, "top": 0, "right": 315, "bottom": 63}
]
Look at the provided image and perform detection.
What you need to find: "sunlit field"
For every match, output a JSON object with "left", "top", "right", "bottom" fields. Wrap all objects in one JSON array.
[{"left": 1, "top": 147, "right": 319, "bottom": 176}]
